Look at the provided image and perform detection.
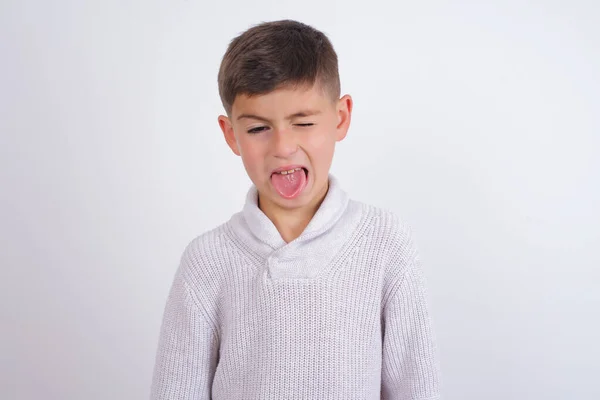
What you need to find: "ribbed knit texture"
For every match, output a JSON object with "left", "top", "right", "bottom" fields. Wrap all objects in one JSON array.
[{"left": 150, "top": 175, "right": 440, "bottom": 399}]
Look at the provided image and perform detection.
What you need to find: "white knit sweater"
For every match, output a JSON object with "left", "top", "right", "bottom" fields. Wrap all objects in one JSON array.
[{"left": 150, "top": 175, "right": 440, "bottom": 399}]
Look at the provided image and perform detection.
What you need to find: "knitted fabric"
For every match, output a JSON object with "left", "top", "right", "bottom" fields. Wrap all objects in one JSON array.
[{"left": 150, "top": 175, "right": 440, "bottom": 399}]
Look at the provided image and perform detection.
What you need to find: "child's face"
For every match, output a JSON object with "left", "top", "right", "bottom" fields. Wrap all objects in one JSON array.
[{"left": 218, "top": 83, "right": 352, "bottom": 211}]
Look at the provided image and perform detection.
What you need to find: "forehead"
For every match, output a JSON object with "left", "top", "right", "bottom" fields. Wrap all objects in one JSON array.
[{"left": 231, "top": 83, "right": 335, "bottom": 118}]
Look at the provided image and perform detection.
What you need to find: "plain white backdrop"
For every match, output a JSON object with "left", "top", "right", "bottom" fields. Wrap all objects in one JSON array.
[{"left": 1, "top": 1, "right": 599, "bottom": 399}]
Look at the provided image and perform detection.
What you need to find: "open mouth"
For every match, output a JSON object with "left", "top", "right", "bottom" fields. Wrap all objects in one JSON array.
[{"left": 271, "top": 167, "right": 308, "bottom": 177}]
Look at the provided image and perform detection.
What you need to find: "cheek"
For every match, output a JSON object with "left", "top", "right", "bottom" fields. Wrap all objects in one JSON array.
[
  {"left": 237, "top": 138, "right": 266, "bottom": 168},
  {"left": 306, "top": 128, "right": 337, "bottom": 158}
]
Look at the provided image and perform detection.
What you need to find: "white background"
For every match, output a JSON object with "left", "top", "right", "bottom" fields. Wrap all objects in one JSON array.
[{"left": 1, "top": 1, "right": 599, "bottom": 399}]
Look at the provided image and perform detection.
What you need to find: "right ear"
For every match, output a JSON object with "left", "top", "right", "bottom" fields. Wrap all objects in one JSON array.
[{"left": 218, "top": 115, "right": 241, "bottom": 156}]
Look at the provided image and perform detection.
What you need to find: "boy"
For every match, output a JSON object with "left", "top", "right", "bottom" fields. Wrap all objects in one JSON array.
[{"left": 150, "top": 20, "right": 440, "bottom": 400}]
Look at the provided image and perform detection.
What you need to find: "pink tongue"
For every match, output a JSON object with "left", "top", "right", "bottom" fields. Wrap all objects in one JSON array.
[{"left": 271, "top": 169, "right": 307, "bottom": 198}]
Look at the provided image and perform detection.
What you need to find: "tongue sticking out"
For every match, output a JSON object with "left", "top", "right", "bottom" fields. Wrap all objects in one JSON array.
[{"left": 271, "top": 168, "right": 307, "bottom": 199}]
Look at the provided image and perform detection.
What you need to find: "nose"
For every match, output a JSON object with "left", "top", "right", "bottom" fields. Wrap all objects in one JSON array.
[{"left": 270, "top": 127, "right": 298, "bottom": 158}]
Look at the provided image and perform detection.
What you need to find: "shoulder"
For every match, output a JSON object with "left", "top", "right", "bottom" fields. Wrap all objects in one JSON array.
[
  {"left": 174, "top": 223, "right": 231, "bottom": 300},
  {"left": 350, "top": 199, "right": 421, "bottom": 286},
  {"left": 180, "top": 223, "right": 228, "bottom": 265},
  {"left": 350, "top": 199, "right": 418, "bottom": 257}
]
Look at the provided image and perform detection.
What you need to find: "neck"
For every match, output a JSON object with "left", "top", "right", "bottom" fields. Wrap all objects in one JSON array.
[{"left": 258, "top": 181, "right": 329, "bottom": 243}]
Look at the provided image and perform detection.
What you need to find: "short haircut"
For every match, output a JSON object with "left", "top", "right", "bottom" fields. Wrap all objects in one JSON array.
[{"left": 218, "top": 20, "right": 341, "bottom": 115}]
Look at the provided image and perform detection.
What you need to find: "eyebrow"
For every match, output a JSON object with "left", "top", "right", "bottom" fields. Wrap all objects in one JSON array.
[{"left": 237, "top": 109, "right": 321, "bottom": 122}]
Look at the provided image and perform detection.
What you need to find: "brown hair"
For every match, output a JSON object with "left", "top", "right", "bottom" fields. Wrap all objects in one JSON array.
[{"left": 218, "top": 20, "right": 340, "bottom": 115}]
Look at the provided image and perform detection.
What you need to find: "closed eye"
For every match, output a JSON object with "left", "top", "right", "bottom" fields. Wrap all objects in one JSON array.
[{"left": 295, "top": 123, "right": 314, "bottom": 127}]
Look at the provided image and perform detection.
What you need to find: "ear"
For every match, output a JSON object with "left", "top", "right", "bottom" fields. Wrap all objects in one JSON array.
[
  {"left": 218, "top": 115, "right": 241, "bottom": 156},
  {"left": 335, "top": 94, "right": 353, "bottom": 142}
]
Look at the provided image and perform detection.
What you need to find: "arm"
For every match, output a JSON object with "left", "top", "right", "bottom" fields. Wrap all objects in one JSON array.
[
  {"left": 150, "top": 270, "right": 219, "bottom": 400},
  {"left": 381, "top": 254, "right": 441, "bottom": 400}
]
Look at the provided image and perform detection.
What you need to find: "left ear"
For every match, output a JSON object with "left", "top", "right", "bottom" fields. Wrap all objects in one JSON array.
[{"left": 335, "top": 94, "right": 353, "bottom": 141}]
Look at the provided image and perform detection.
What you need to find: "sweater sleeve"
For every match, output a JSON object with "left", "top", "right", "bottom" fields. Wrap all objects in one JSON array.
[
  {"left": 381, "top": 253, "right": 441, "bottom": 400},
  {"left": 150, "top": 268, "right": 219, "bottom": 400}
]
